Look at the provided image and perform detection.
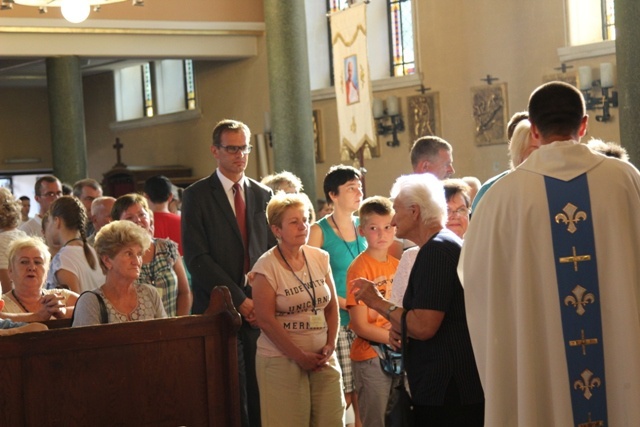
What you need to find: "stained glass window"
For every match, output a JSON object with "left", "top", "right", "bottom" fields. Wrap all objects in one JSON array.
[
  {"left": 116, "top": 60, "right": 196, "bottom": 122},
  {"left": 142, "top": 63, "right": 154, "bottom": 118},
  {"left": 388, "top": 0, "right": 415, "bottom": 76},
  {"left": 328, "top": 0, "right": 348, "bottom": 13},
  {"left": 602, "top": 0, "right": 615, "bottom": 40},
  {"left": 325, "top": 0, "right": 415, "bottom": 83},
  {"left": 567, "top": 0, "right": 615, "bottom": 45},
  {"left": 184, "top": 59, "right": 197, "bottom": 110}
]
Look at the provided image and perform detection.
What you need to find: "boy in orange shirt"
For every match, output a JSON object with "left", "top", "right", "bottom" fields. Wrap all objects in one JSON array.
[{"left": 346, "top": 196, "right": 399, "bottom": 427}]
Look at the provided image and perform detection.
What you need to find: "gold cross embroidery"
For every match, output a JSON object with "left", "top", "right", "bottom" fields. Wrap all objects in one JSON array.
[
  {"left": 559, "top": 246, "right": 591, "bottom": 272},
  {"left": 569, "top": 329, "right": 598, "bottom": 355},
  {"left": 578, "top": 412, "right": 604, "bottom": 427}
]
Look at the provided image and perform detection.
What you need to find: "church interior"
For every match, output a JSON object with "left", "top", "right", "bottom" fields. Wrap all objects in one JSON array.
[{"left": 0, "top": 0, "right": 624, "bottom": 205}]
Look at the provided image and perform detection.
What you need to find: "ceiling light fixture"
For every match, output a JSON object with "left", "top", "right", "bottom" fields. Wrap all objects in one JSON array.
[
  {"left": 61, "top": 0, "right": 89, "bottom": 23},
  {"left": 5, "top": 0, "right": 143, "bottom": 24}
]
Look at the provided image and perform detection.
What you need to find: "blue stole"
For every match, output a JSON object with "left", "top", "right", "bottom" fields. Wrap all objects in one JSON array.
[{"left": 545, "top": 173, "right": 608, "bottom": 427}]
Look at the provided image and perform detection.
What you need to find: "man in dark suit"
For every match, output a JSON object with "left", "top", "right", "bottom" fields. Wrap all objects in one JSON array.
[{"left": 182, "top": 119, "right": 276, "bottom": 427}]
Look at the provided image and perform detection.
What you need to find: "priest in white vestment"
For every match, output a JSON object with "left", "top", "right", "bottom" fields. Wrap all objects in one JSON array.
[{"left": 460, "top": 81, "right": 640, "bottom": 427}]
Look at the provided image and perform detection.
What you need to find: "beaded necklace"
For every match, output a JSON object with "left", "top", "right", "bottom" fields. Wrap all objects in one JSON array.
[{"left": 11, "top": 289, "right": 44, "bottom": 313}]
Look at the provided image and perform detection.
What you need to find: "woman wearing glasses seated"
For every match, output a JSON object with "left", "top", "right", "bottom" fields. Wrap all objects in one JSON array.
[{"left": 443, "top": 179, "right": 472, "bottom": 239}]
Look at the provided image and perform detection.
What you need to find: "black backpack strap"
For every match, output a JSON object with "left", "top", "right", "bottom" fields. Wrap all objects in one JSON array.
[{"left": 73, "top": 290, "right": 109, "bottom": 325}]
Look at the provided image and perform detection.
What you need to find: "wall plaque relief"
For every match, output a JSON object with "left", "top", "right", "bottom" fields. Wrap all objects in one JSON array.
[
  {"left": 471, "top": 83, "right": 508, "bottom": 146},
  {"left": 407, "top": 92, "right": 441, "bottom": 144}
]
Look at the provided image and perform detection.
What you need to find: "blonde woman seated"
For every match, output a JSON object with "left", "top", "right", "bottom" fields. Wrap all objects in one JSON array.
[
  {"left": 252, "top": 193, "right": 345, "bottom": 426},
  {"left": 72, "top": 220, "right": 167, "bottom": 326},
  {"left": 0, "top": 188, "right": 27, "bottom": 293},
  {"left": 1, "top": 236, "right": 78, "bottom": 322}
]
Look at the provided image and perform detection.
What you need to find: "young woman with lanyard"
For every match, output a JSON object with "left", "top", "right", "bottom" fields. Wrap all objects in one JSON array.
[
  {"left": 308, "top": 165, "right": 366, "bottom": 425},
  {"left": 252, "top": 192, "right": 344, "bottom": 426}
]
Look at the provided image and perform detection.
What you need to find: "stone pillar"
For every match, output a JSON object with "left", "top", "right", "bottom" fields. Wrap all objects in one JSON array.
[
  {"left": 614, "top": 0, "right": 640, "bottom": 165},
  {"left": 46, "top": 56, "right": 88, "bottom": 184},
  {"left": 264, "top": 0, "right": 317, "bottom": 203}
]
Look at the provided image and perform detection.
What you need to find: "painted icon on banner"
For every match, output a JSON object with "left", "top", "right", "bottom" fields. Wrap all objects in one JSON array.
[{"left": 345, "top": 55, "right": 360, "bottom": 105}]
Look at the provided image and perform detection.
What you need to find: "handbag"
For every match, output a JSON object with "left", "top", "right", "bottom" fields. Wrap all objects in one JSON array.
[
  {"left": 372, "top": 342, "right": 403, "bottom": 377},
  {"left": 385, "top": 309, "right": 414, "bottom": 427}
]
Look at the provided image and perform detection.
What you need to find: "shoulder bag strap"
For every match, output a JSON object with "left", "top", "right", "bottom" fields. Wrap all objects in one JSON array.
[
  {"left": 401, "top": 309, "right": 409, "bottom": 371},
  {"left": 72, "top": 290, "right": 108, "bottom": 325}
]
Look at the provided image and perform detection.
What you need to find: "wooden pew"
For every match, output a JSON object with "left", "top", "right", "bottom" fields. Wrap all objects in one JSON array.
[{"left": 0, "top": 287, "right": 242, "bottom": 427}]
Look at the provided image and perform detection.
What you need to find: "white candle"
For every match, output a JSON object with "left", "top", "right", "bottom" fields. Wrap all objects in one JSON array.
[
  {"left": 578, "top": 66, "right": 593, "bottom": 91},
  {"left": 386, "top": 95, "right": 400, "bottom": 116},
  {"left": 372, "top": 98, "right": 384, "bottom": 118},
  {"left": 600, "top": 63, "right": 614, "bottom": 88},
  {"left": 255, "top": 134, "right": 269, "bottom": 179}
]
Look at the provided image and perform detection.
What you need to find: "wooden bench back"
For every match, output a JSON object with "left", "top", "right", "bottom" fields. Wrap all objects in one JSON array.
[{"left": 0, "top": 287, "right": 242, "bottom": 427}]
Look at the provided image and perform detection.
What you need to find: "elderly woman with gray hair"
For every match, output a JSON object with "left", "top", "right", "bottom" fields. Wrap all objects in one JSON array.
[
  {"left": 351, "top": 173, "right": 484, "bottom": 426},
  {"left": 72, "top": 220, "right": 166, "bottom": 326}
]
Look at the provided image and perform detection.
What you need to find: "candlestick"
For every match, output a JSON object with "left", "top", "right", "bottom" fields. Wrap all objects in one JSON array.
[
  {"left": 578, "top": 66, "right": 593, "bottom": 91},
  {"left": 386, "top": 96, "right": 399, "bottom": 116},
  {"left": 600, "top": 63, "right": 614, "bottom": 88}
]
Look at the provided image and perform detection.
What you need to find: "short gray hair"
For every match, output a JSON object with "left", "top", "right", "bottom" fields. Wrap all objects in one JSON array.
[
  {"left": 94, "top": 220, "right": 152, "bottom": 272},
  {"left": 390, "top": 174, "right": 446, "bottom": 228}
]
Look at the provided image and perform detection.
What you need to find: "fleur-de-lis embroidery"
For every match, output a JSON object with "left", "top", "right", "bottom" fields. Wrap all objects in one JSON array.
[
  {"left": 574, "top": 369, "right": 601, "bottom": 400},
  {"left": 555, "top": 202, "right": 587, "bottom": 234},
  {"left": 564, "top": 285, "right": 595, "bottom": 316}
]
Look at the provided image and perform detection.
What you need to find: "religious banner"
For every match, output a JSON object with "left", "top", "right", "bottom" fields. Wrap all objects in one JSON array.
[{"left": 330, "top": 2, "right": 377, "bottom": 161}]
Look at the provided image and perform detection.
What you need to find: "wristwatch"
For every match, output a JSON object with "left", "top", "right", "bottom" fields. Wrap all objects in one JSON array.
[{"left": 386, "top": 304, "right": 399, "bottom": 318}]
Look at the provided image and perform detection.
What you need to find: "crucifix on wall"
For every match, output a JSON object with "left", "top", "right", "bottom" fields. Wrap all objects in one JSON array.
[{"left": 112, "top": 137, "right": 127, "bottom": 168}]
